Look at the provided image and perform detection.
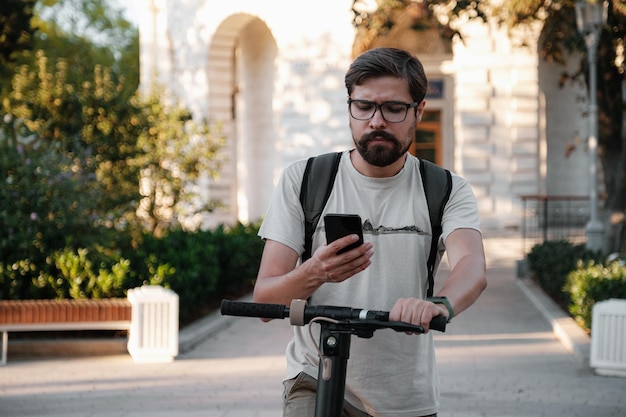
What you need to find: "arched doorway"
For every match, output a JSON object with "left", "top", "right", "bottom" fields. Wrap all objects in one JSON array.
[{"left": 207, "top": 15, "right": 278, "bottom": 225}]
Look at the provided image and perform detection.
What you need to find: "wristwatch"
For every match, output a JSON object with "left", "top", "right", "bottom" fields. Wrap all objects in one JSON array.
[{"left": 426, "top": 296, "right": 454, "bottom": 322}]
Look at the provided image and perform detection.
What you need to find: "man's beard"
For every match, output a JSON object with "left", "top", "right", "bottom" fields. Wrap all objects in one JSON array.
[{"left": 354, "top": 130, "right": 412, "bottom": 167}]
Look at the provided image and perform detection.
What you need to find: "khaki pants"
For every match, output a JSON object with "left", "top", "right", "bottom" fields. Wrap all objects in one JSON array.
[{"left": 282, "top": 372, "right": 437, "bottom": 417}]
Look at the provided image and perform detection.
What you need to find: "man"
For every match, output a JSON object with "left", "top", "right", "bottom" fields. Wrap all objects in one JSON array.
[{"left": 253, "top": 47, "right": 487, "bottom": 417}]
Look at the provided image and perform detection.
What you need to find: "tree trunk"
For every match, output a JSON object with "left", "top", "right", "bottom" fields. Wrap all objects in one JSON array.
[
  {"left": 601, "top": 153, "right": 626, "bottom": 254},
  {"left": 598, "top": 36, "right": 626, "bottom": 255}
]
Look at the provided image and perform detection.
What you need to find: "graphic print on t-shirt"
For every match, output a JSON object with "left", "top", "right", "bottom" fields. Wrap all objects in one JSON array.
[{"left": 361, "top": 219, "right": 428, "bottom": 236}]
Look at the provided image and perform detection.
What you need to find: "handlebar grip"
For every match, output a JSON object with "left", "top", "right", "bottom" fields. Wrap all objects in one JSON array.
[
  {"left": 375, "top": 312, "right": 446, "bottom": 332},
  {"left": 430, "top": 315, "right": 447, "bottom": 332},
  {"left": 220, "top": 300, "right": 287, "bottom": 320}
]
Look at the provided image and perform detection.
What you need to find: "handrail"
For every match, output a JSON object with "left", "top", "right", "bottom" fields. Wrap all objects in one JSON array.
[
  {"left": 519, "top": 194, "right": 603, "bottom": 255},
  {"left": 519, "top": 195, "right": 590, "bottom": 201}
]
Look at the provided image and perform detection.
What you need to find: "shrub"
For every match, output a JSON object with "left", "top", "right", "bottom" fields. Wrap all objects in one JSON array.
[
  {"left": 130, "top": 229, "right": 220, "bottom": 323},
  {"left": 526, "top": 240, "right": 600, "bottom": 304},
  {"left": 1, "top": 246, "right": 130, "bottom": 300},
  {"left": 0, "top": 259, "right": 42, "bottom": 300},
  {"left": 564, "top": 261, "right": 626, "bottom": 331},
  {"left": 124, "top": 222, "right": 263, "bottom": 323},
  {"left": 212, "top": 221, "right": 264, "bottom": 295},
  {"left": 0, "top": 222, "right": 263, "bottom": 325},
  {"left": 37, "top": 248, "right": 130, "bottom": 299}
]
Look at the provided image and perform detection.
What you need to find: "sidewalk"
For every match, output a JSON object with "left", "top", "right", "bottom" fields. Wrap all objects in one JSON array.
[{"left": 1, "top": 231, "right": 625, "bottom": 417}]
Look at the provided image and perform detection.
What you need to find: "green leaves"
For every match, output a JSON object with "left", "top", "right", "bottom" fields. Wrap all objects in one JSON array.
[
  {"left": 527, "top": 240, "right": 600, "bottom": 301},
  {"left": 526, "top": 239, "right": 626, "bottom": 331},
  {"left": 132, "top": 86, "right": 225, "bottom": 235},
  {"left": 0, "top": 0, "right": 37, "bottom": 85},
  {"left": 565, "top": 260, "right": 626, "bottom": 330},
  {"left": 0, "top": 2, "right": 225, "bottom": 309}
]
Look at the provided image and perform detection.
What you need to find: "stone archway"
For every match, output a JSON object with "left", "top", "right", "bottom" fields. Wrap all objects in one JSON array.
[{"left": 207, "top": 14, "right": 278, "bottom": 225}]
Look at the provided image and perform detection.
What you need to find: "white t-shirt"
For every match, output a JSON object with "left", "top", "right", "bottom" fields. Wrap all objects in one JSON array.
[{"left": 259, "top": 150, "right": 481, "bottom": 416}]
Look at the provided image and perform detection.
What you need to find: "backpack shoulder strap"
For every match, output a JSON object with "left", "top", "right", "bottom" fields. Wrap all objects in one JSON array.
[
  {"left": 299, "top": 152, "right": 343, "bottom": 261},
  {"left": 420, "top": 159, "right": 453, "bottom": 297},
  {"left": 298, "top": 153, "right": 451, "bottom": 296}
]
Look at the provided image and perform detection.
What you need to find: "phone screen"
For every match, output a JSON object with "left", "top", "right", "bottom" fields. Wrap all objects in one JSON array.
[{"left": 324, "top": 214, "right": 364, "bottom": 254}]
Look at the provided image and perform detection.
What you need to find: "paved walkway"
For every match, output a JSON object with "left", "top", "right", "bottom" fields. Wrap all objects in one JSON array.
[{"left": 1, "top": 231, "right": 626, "bottom": 417}]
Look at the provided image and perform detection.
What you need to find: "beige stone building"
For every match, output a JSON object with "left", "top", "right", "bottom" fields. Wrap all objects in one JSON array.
[{"left": 137, "top": 0, "right": 592, "bottom": 232}]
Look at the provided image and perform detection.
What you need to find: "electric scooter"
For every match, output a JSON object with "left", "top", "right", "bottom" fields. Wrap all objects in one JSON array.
[{"left": 221, "top": 299, "right": 446, "bottom": 417}]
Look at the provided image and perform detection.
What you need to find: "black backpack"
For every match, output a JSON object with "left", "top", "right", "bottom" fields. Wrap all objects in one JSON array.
[{"left": 299, "top": 151, "right": 452, "bottom": 297}]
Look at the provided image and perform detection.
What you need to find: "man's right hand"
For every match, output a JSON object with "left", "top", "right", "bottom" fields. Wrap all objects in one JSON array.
[
  {"left": 310, "top": 235, "right": 373, "bottom": 284},
  {"left": 252, "top": 238, "right": 373, "bottom": 313}
]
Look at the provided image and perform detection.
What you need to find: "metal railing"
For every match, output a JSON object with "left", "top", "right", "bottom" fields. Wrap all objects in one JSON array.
[{"left": 520, "top": 195, "right": 592, "bottom": 255}]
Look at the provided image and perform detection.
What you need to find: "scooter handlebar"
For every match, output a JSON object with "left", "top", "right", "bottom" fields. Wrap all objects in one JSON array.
[
  {"left": 220, "top": 299, "right": 446, "bottom": 332},
  {"left": 220, "top": 299, "right": 288, "bottom": 320}
]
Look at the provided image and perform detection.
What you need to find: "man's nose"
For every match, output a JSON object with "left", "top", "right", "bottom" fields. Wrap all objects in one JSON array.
[{"left": 368, "top": 107, "right": 387, "bottom": 129}]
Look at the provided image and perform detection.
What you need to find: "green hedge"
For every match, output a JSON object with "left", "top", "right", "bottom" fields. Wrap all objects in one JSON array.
[
  {"left": 0, "top": 221, "right": 264, "bottom": 324},
  {"left": 526, "top": 240, "right": 626, "bottom": 332},
  {"left": 564, "top": 261, "right": 626, "bottom": 330},
  {"left": 129, "top": 228, "right": 221, "bottom": 322},
  {"left": 526, "top": 240, "right": 600, "bottom": 304}
]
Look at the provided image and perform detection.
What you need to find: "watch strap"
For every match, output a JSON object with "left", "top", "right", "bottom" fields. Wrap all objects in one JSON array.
[{"left": 426, "top": 296, "right": 454, "bottom": 322}]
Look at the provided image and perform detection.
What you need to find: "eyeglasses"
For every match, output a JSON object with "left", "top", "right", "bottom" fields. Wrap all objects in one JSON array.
[{"left": 347, "top": 99, "right": 419, "bottom": 123}]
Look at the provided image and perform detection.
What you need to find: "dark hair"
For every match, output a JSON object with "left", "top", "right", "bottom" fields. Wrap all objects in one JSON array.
[{"left": 344, "top": 47, "right": 428, "bottom": 103}]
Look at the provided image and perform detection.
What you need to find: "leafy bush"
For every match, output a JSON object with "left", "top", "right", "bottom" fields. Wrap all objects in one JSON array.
[
  {"left": 212, "top": 221, "right": 264, "bottom": 295},
  {"left": 0, "top": 222, "right": 264, "bottom": 325},
  {"left": 135, "top": 222, "right": 263, "bottom": 322},
  {"left": 1, "top": 246, "right": 130, "bottom": 300},
  {"left": 0, "top": 259, "right": 42, "bottom": 300},
  {"left": 37, "top": 248, "right": 130, "bottom": 299},
  {"left": 526, "top": 240, "right": 600, "bottom": 304},
  {"left": 130, "top": 229, "right": 220, "bottom": 323},
  {"left": 564, "top": 261, "right": 626, "bottom": 331},
  {"left": 0, "top": 138, "right": 115, "bottom": 278}
]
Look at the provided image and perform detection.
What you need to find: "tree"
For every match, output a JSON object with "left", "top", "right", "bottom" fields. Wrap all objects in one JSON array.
[
  {"left": 32, "top": 0, "right": 139, "bottom": 95},
  {"left": 351, "top": 0, "right": 487, "bottom": 56},
  {"left": 0, "top": 0, "right": 37, "bottom": 90},
  {"left": 1, "top": 0, "right": 139, "bottom": 99},
  {"left": 0, "top": 1, "right": 225, "bottom": 299},
  {"left": 1, "top": 51, "right": 140, "bottom": 265},
  {"left": 352, "top": 0, "right": 626, "bottom": 254},
  {"left": 132, "top": 86, "right": 225, "bottom": 237},
  {"left": 493, "top": 1, "right": 626, "bottom": 254},
  {"left": 1, "top": 50, "right": 224, "bottom": 257}
]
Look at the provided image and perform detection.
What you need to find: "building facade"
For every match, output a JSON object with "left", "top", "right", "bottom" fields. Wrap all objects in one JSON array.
[{"left": 137, "top": 0, "right": 591, "bottom": 231}]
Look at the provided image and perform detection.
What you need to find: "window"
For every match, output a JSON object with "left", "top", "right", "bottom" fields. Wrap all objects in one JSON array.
[{"left": 409, "top": 110, "right": 441, "bottom": 165}]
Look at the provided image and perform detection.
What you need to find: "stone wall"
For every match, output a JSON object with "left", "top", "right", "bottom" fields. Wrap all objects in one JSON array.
[{"left": 137, "top": 0, "right": 584, "bottom": 231}]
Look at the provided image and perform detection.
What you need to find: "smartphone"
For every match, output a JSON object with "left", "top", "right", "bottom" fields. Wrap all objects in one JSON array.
[{"left": 324, "top": 214, "right": 364, "bottom": 254}]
